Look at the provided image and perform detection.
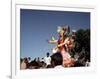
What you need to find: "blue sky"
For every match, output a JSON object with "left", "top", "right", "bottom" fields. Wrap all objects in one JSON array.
[{"left": 20, "top": 9, "right": 90, "bottom": 59}]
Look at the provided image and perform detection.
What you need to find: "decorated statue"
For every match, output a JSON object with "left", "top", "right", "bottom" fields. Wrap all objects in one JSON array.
[{"left": 48, "top": 25, "right": 75, "bottom": 67}]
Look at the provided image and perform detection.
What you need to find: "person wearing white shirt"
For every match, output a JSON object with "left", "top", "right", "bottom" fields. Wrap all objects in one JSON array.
[{"left": 44, "top": 52, "right": 51, "bottom": 66}]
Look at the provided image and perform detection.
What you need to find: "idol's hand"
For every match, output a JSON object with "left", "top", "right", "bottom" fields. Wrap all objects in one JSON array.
[{"left": 47, "top": 40, "right": 58, "bottom": 44}]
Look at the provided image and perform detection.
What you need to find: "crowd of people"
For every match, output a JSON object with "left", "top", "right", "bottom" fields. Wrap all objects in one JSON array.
[
  {"left": 20, "top": 25, "right": 90, "bottom": 69},
  {"left": 20, "top": 52, "right": 64, "bottom": 69}
]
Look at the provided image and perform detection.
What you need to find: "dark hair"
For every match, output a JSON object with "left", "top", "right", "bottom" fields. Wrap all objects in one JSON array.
[
  {"left": 46, "top": 52, "right": 50, "bottom": 57},
  {"left": 51, "top": 52, "right": 63, "bottom": 67}
]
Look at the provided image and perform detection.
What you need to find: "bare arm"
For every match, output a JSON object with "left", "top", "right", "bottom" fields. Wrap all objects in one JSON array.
[
  {"left": 48, "top": 40, "right": 58, "bottom": 44},
  {"left": 57, "top": 38, "right": 70, "bottom": 47}
]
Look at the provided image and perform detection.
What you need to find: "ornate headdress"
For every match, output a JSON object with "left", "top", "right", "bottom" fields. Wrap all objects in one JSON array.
[{"left": 57, "top": 25, "right": 70, "bottom": 35}]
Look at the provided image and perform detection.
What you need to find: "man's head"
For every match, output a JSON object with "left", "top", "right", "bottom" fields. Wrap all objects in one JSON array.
[
  {"left": 46, "top": 52, "right": 50, "bottom": 57},
  {"left": 51, "top": 52, "right": 63, "bottom": 67}
]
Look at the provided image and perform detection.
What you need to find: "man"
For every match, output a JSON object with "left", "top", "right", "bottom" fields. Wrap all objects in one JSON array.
[
  {"left": 44, "top": 52, "right": 51, "bottom": 67},
  {"left": 51, "top": 52, "right": 64, "bottom": 68}
]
